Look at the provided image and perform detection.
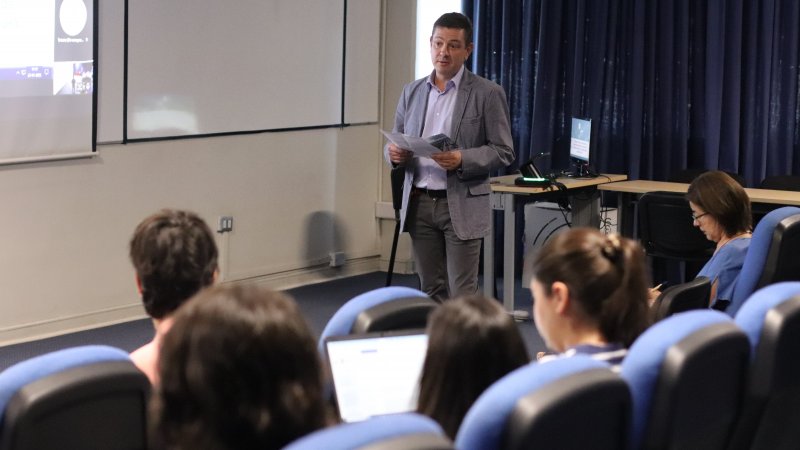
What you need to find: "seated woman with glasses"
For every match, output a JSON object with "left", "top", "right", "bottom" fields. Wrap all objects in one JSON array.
[{"left": 686, "top": 170, "right": 752, "bottom": 310}]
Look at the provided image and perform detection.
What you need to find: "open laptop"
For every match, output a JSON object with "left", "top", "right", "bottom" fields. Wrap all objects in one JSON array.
[{"left": 324, "top": 330, "right": 428, "bottom": 423}]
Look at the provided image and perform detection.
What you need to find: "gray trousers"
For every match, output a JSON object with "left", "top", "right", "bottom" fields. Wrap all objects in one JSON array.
[{"left": 407, "top": 193, "right": 482, "bottom": 302}]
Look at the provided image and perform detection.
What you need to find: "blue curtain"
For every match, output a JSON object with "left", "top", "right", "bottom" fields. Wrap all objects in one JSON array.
[{"left": 463, "top": 0, "right": 800, "bottom": 186}]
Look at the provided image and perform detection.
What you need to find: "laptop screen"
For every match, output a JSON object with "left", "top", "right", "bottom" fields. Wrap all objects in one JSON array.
[{"left": 325, "top": 330, "right": 428, "bottom": 423}]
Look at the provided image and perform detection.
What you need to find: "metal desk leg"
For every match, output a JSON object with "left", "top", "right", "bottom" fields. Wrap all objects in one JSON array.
[
  {"left": 483, "top": 197, "right": 497, "bottom": 299},
  {"left": 503, "top": 192, "right": 515, "bottom": 311},
  {"left": 501, "top": 193, "right": 529, "bottom": 321}
]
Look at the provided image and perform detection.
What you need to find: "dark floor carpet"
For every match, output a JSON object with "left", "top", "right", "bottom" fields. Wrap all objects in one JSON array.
[{"left": 0, "top": 272, "right": 545, "bottom": 369}]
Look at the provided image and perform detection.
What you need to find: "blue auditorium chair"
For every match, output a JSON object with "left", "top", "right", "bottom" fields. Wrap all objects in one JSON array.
[
  {"left": 0, "top": 345, "right": 150, "bottom": 450},
  {"left": 621, "top": 310, "right": 749, "bottom": 450},
  {"left": 727, "top": 206, "right": 800, "bottom": 316},
  {"left": 318, "top": 286, "right": 434, "bottom": 353},
  {"left": 455, "top": 355, "right": 630, "bottom": 450},
  {"left": 282, "top": 412, "right": 452, "bottom": 450},
  {"left": 728, "top": 282, "right": 800, "bottom": 450}
]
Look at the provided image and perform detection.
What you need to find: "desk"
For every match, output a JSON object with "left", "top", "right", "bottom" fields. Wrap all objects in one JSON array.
[
  {"left": 599, "top": 180, "right": 800, "bottom": 236},
  {"left": 484, "top": 174, "right": 627, "bottom": 317}
]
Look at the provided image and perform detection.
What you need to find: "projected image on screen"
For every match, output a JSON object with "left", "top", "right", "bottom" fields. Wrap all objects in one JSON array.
[{"left": 0, "top": 0, "right": 95, "bottom": 163}]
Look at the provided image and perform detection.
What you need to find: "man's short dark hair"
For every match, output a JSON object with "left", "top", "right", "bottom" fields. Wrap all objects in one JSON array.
[
  {"left": 432, "top": 12, "right": 473, "bottom": 46},
  {"left": 129, "top": 209, "right": 218, "bottom": 319}
]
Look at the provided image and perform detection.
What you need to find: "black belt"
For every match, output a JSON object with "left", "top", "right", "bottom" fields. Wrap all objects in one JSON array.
[{"left": 412, "top": 187, "right": 447, "bottom": 198}]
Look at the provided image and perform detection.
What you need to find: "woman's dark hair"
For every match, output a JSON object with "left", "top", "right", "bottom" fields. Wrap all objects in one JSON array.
[
  {"left": 686, "top": 170, "right": 752, "bottom": 236},
  {"left": 531, "top": 228, "right": 650, "bottom": 348},
  {"left": 129, "top": 209, "right": 218, "bottom": 319},
  {"left": 151, "top": 284, "right": 328, "bottom": 450},
  {"left": 432, "top": 12, "right": 473, "bottom": 45},
  {"left": 417, "top": 295, "right": 529, "bottom": 439}
]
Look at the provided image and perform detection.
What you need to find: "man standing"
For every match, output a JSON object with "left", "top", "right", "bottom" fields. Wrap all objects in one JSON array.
[{"left": 385, "top": 12, "right": 514, "bottom": 301}]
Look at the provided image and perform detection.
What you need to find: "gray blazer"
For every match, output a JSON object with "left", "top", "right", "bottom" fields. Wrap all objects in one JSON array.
[{"left": 385, "top": 69, "right": 515, "bottom": 240}]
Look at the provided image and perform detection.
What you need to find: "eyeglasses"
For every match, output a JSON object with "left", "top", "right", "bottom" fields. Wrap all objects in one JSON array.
[{"left": 691, "top": 212, "right": 708, "bottom": 221}]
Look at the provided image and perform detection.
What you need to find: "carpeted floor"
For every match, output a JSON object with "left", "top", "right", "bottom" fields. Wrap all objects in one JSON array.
[{"left": 0, "top": 272, "right": 545, "bottom": 369}]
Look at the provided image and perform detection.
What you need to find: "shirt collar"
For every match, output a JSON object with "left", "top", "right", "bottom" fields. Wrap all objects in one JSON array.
[{"left": 426, "top": 65, "right": 465, "bottom": 92}]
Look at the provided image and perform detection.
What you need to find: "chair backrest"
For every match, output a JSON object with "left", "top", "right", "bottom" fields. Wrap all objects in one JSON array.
[
  {"left": 621, "top": 310, "right": 749, "bottom": 450},
  {"left": 759, "top": 175, "right": 800, "bottom": 192},
  {"left": 318, "top": 287, "right": 430, "bottom": 354},
  {"left": 668, "top": 168, "right": 709, "bottom": 184},
  {"left": 282, "top": 413, "right": 453, "bottom": 450},
  {"left": 728, "top": 207, "right": 800, "bottom": 316},
  {"left": 455, "top": 355, "right": 629, "bottom": 450},
  {"left": 351, "top": 296, "right": 438, "bottom": 334},
  {"left": 729, "top": 282, "right": 800, "bottom": 450},
  {"left": 0, "top": 345, "right": 150, "bottom": 450},
  {"left": 653, "top": 276, "right": 711, "bottom": 321},
  {"left": 636, "top": 191, "right": 715, "bottom": 261},
  {"left": 668, "top": 169, "right": 746, "bottom": 187}
]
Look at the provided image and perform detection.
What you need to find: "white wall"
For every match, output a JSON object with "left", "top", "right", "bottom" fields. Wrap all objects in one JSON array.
[{"left": 0, "top": 0, "right": 418, "bottom": 345}]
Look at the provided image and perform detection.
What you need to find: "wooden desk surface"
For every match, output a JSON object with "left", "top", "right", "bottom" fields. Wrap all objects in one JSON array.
[
  {"left": 491, "top": 174, "right": 628, "bottom": 194},
  {"left": 599, "top": 179, "right": 800, "bottom": 206}
]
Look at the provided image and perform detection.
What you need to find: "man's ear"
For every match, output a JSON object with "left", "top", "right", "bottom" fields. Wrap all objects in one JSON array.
[
  {"left": 550, "top": 281, "right": 571, "bottom": 315},
  {"left": 134, "top": 275, "right": 143, "bottom": 295}
]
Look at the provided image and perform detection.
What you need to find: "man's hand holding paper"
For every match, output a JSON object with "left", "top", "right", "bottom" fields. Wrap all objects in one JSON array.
[{"left": 382, "top": 130, "right": 446, "bottom": 158}]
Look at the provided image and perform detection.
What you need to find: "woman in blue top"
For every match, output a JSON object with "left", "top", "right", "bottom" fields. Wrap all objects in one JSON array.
[
  {"left": 530, "top": 228, "right": 651, "bottom": 368},
  {"left": 686, "top": 171, "right": 752, "bottom": 311}
]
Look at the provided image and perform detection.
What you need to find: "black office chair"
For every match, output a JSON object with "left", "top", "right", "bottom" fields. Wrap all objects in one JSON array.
[
  {"left": 351, "top": 296, "right": 438, "bottom": 334},
  {"left": 637, "top": 191, "right": 715, "bottom": 283},
  {"left": 669, "top": 169, "right": 746, "bottom": 187},
  {"left": 730, "top": 284, "right": 800, "bottom": 450},
  {"left": 759, "top": 175, "right": 800, "bottom": 192},
  {"left": 386, "top": 167, "right": 406, "bottom": 286},
  {"left": 653, "top": 276, "right": 711, "bottom": 322},
  {"left": 753, "top": 176, "right": 800, "bottom": 225},
  {"left": 668, "top": 168, "right": 709, "bottom": 184}
]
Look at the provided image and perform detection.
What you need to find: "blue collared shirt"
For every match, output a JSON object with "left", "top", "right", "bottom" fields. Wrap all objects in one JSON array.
[{"left": 413, "top": 65, "right": 464, "bottom": 190}]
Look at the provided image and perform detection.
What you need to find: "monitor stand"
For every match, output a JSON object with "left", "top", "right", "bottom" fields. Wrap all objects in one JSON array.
[{"left": 564, "top": 161, "right": 596, "bottom": 178}]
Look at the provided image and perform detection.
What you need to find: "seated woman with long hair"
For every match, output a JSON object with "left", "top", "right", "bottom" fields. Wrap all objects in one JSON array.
[
  {"left": 686, "top": 170, "right": 752, "bottom": 310},
  {"left": 530, "top": 228, "right": 651, "bottom": 366},
  {"left": 416, "top": 294, "right": 530, "bottom": 439},
  {"left": 150, "top": 284, "right": 330, "bottom": 450}
]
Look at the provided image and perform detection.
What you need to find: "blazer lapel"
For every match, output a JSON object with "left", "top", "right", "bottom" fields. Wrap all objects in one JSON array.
[{"left": 450, "top": 69, "right": 473, "bottom": 142}]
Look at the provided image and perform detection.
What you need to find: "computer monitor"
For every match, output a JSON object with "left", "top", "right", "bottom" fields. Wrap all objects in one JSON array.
[
  {"left": 569, "top": 117, "right": 593, "bottom": 177},
  {"left": 324, "top": 330, "right": 428, "bottom": 423}
]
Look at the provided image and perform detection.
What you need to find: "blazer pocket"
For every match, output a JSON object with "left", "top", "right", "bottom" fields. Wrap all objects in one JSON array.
[
  {"left": 468, "top": 183, "right": 491, "bottom": 196},
  {"left": 461, "top": 115, "right": 481, "bottom": 124}
]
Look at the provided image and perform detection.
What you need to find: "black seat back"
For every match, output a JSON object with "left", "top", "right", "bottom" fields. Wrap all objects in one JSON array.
[
  {"left": 654, "top": 276, "right": 711, "bottom": 321},
  {"left": 0, "top": 361, "right": 150, "bottom": 450},
  {"left": 351, "top": 296, "right": 438, "bottom": 334},
  {"left": 644, "top": 322, "right": 749, "bottom": 450},
  {"left": 637, "top": 191, "right": 715, "bottom": 261},
  {"left": 729, "top": 296, "right": 800, "bottom": 450},
  {"left": 505, "top": 369, "right": 631, "bottom": 450},
  {"left": 757, "top": 214, "right": 800, "bottom": 290}
]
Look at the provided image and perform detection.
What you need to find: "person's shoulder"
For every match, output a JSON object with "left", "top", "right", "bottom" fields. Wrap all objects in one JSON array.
[
  {"left": 462, "top": 70, "right": 504, "bottom": 91},
  {"left": 721, "top": 237, "right": 750, "bottom": 256}
]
